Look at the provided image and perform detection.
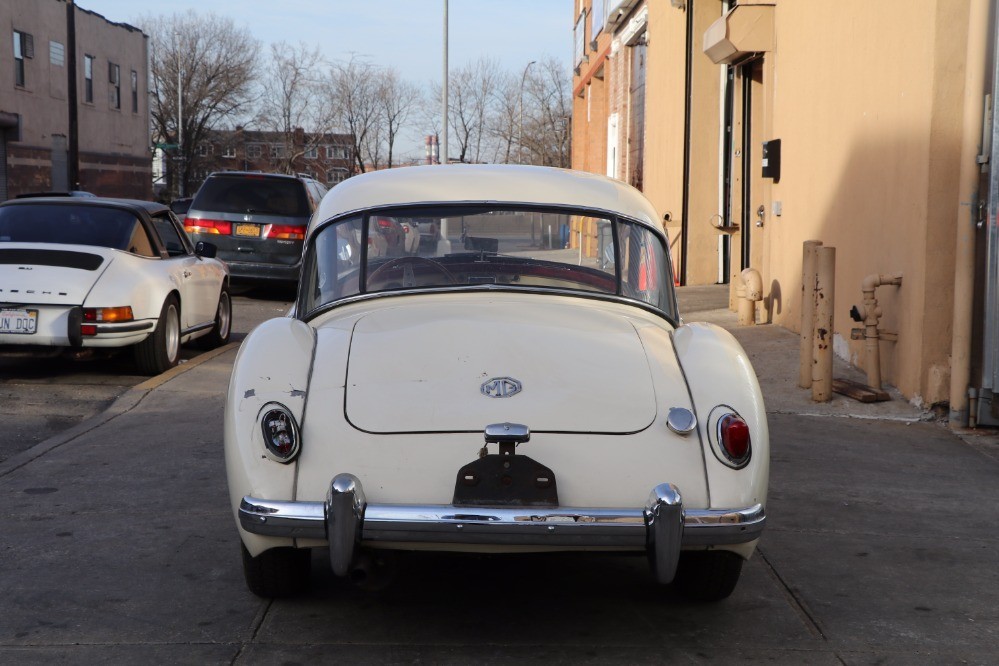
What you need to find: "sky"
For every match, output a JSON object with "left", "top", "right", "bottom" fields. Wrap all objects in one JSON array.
[{"left": 79, "top": 0, "right": 573, "bottom": 160}]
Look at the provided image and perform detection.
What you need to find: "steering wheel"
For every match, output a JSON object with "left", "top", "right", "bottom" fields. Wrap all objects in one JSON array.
[{"left": 367, "top": 256, "right": 456, "bottom": 288}]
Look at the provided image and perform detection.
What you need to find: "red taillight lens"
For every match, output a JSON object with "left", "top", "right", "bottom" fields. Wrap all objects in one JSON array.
[
  {"left": 377, "top": 218, "right": 392, "bottom": 228},
  {"left": 81, "top": 324, "right": 97, "bottom": 336},
  {"left": 719, "top": 414, "right": 751, "bottom": 464},
  {"left": 264, "top": 224, "right": 306, "bottom": 240},
  {"left": 184, "top": 218, "right": 232, "bottom": 235},
  {"left": 82, "top": 307, "right": 133, "bottom": 323}
]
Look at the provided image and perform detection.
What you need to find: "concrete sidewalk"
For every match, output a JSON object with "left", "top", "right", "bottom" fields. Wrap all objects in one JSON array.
[{"left": 0, "top": 285, "right": 996, "bottom": 664}]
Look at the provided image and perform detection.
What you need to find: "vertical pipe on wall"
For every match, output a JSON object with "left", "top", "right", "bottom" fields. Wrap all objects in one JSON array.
[
  {"left": 66, "top": 0, "right": 79, "bottom": 190},
  {"left": 812, "top": 246, "right": 836, "bottom": 402},
  {"left": 679, "top": 0, "right": 694, "bottom": 286},
  {"left": 949, "top": 0, "right": 990, "bottom": 428},
  {"left": 799, "top": 240, "right": 823, "bottom": 388}
]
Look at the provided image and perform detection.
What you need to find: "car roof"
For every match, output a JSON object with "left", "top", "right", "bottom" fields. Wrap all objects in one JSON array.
[
  {"left": 0, "top": 196, "right": 169, "bottom": 216},
  {"left": 206, "top": 171, "right": 305, "bottom": 182},
  {"left": 312, "top": 164, "right": 663, "bottom": 232}
]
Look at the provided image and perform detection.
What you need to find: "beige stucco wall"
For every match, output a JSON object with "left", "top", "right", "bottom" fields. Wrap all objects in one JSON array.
[
  {"left": 643, "top": 2, "right": 687, "bottom": 271},
  {"left": 572, "top": 0, "right": 976, "bottom": 404},
  {"left": 763, "top": 0, "right": 970, "bottom": 404}
]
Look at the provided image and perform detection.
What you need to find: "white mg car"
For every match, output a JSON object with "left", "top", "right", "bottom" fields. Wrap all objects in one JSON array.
[{"left": 226, "top": 165, "right": 768, "bottom": 602}]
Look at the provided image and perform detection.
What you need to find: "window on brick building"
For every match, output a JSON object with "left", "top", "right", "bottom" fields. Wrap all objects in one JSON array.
[
  {"left": 305, "top": 146, "right": 318, "bottom": 159},
  {"left": 84, "top": 55, "right": 94, "bottom": 103},
  {"left": 131, "top": 70, "right": 138, "bottom": 113},
  {"left": 49, "top": 41, "right": 64, "bottom": 67},
  {"left": 13, "top": 30, "right": 33, "bottom": 87},
  {"left": 222, "top": 146, "right": 236, "bottom": 159},
  {"left": 247, "top": 144, "right": 262, "bottom": 159},
  {"left": 109, "top": 62, "right": 121, "bottom": 109}
]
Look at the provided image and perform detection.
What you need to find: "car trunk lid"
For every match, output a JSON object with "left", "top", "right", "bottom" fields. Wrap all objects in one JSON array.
[
  {"left": 0, "top": 245, "right": 112, "bottom": 305},
  {"left": 342, "top": 298, "right": 664, "bottom": 434}
]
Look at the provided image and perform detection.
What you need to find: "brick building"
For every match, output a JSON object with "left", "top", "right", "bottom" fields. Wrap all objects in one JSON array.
[
  {"left": 178, "top": 127, "right": 355, "bottom": 194},
  {"left": 0, "top": 0, "right": 151, "bottom": 200}
]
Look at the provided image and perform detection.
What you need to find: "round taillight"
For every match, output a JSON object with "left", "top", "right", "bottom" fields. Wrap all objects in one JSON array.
[
  {"left": 718, "top": 413, "right": 751, "bottom": 465},
  {"left": 260, "top": 406, "right": 300, "bottom": 463}
]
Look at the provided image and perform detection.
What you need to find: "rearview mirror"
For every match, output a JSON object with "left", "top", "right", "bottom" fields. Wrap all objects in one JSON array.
[{"left": 195, "top": 241, "right": 217, "bottom": 259}]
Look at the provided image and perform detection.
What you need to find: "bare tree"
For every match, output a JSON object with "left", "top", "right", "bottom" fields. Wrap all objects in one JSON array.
[
  {"left": 144, "top": 11, "right": 259, "bottom": 197},
  {"left": 488, "top": 72, "right": 521, "bottom": 164},
  {"left": 523, "top": 57, "right": 572, "bottom": 168},
  {"left": 257, "top": 41, "right": 334, "bottom": 174},
  {"left": 443, "top": 58, "right": 502, "bottom": 163},
  {"left": 329, "top": 57, "right": 380, "bottom": 174},
  {"left": 377, "top": 69, "right": 420, "bottom": 169}
]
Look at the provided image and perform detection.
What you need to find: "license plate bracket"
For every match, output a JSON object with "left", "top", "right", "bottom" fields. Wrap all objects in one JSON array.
[
  {"left": 452, "top": 453, "right": 559, "bottom": 507},
  {"left": 0, "top": 308, "right": 38, "bottom": 335}
]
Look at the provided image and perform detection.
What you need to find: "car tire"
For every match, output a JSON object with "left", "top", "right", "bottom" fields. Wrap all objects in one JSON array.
[
  {"left": 671, "top": 550, "right": 744, "bottom": 602},
  {"left": 195, "top": 285, "right": 232, "bottom": 350},
  {"left": 134, "top": 295, "right": 180, "bottom": 375},
  {"left": 241, "top": 543, "right": 311, "bottom": 598}
]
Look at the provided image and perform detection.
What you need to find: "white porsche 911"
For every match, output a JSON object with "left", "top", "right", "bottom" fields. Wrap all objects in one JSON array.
[
  {"left": 0, "top": 197, "right": 231, "bottom": 374},
  {"left": 227, "top": 165, "right": 768, "bottom": 602}
]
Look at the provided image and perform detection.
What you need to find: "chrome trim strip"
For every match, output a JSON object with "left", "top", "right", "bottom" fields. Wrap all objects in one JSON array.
[
  {"left": 238, "top": 495, "right": 765, "bottom": 548},
  {"left": 93, "top": 321, "right": 155, "bottom": 334}
]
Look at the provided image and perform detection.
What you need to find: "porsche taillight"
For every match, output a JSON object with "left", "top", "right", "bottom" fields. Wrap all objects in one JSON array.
[{"left": 80, "top": 306, "right": 133, "bottom": 336}]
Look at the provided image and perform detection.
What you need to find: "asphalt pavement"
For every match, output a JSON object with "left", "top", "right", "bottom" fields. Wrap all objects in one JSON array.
[{"left": 0, "top": 284, "right": 997, "bottom": 664}]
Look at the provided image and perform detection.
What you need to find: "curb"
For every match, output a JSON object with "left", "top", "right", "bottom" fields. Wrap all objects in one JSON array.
[{"left": 0, "top": 341, "right": 239, "bottom": 480}]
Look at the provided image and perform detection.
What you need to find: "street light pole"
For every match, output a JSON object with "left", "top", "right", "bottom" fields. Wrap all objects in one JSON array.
[
  {"left": 175, "top": 30, "right": 183, "bottom": 197},
  {"left": 441, "top": 0, "right": 448, "bottom": 165},
  {"left": 518, "top": 61, "right": 536, "bottom": 165}
]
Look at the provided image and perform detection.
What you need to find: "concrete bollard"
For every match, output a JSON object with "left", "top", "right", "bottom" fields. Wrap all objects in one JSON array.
[
  {"left": 799, "top": 240, "right": 823, "bottom": 388},
  {"left": 812, "top": 246, "right": 835, "bottom": 402}
]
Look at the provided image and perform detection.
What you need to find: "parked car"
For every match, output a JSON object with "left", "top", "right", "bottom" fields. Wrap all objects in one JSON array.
[
  {"left": 15, "top": 190, "right": 97, "bottom": 198},
  {"left": 169, "top": 197, "right": 193, "bottom": 216},
  {"left": 226, "top": 164, "right": 768, "bottom": 602},
  {"left": 183, "top": 172, "right": 327, "bottom": 284},
  {"left": 371, "top": 215, "right": 404, "bottom": 255},
  {"left": 0, "top": 197, "right": 231, "bottom": 374}
]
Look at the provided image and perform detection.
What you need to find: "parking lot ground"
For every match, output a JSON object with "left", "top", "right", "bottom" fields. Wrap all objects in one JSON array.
[{"left": 0, "top": 285, "right": 997, "bottom": 663}]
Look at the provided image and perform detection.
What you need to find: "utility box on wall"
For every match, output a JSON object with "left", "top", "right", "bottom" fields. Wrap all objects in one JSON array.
[{"left": 762, "top": 139, "right": 781, "bottom": 181}]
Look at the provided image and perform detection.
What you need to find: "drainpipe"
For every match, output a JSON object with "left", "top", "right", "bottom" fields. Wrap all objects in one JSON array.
[
  {"left": 949, "top": 0, "right": 989, "bottom": 428},
  {"left": 738, "top": 267, "right": 762, "bottom": 325},
  {"left": 860, "top": 273, "right": 903, "bottom": 390}
]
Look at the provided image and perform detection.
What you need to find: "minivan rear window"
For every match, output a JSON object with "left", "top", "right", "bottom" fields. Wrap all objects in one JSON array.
[{"left": 192, "top": 176, "right": 310, "bottom": 217}]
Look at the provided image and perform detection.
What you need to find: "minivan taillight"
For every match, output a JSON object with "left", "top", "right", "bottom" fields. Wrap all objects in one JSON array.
[
  {"left": 265, "top": 224, "right": 306, "bottom": 240},
  {"left": 184, "top": 218, "right": 232, "bottom": 235}
]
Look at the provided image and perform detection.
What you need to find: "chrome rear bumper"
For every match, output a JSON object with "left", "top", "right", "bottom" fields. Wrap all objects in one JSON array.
[{"left": 238, "top": 473, "right": 766, "bottom": 584}]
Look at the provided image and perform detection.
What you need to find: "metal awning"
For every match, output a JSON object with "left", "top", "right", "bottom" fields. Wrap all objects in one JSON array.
[{"left": 703, "top": 4, "right": 775, "bottom": 65}]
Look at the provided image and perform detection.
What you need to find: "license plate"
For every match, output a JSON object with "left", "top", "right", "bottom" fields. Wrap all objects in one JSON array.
[
  {"left": 0, "top": 308, "right": 38, "bottom": 335},
  {"left": 234, "top": 223, "right": 261, "bottom": 238}
]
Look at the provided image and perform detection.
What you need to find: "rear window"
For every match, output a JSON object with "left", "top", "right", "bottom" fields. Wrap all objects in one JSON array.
[
  {"left": 0, "top": 204, "right": 145, "bottom": 251},
  {"left": 192, "top": 175, "right": 310, "bottom": 217}
]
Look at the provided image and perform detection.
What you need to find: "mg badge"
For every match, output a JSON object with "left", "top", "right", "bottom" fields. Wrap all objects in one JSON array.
[{"left": 481, "top": 377, "right": 522, "bottom": 398}]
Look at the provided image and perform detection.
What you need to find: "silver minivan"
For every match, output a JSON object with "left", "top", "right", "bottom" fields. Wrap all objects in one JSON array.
[{"left": 183, "top": 172, "right": 327, "bottom": 284}]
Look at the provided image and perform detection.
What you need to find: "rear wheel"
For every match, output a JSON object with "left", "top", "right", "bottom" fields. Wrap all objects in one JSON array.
[
  {"left": 133, "top": 295, "right": 180, "bottom": 375},
  {"left": 671, "top": 550, "right": 744, "bottom": 602},
  {"left": 195, "top": 285, "right": 231, "bottom": 349},
  {"left": 241, "top": 543, "right": 311, "bottom": 598}
]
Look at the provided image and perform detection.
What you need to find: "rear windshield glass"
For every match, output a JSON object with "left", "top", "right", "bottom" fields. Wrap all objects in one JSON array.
[
  {"left": 192, "top": 176, "right": 310, "bottom": 217},
  {"left": 0, "top": 204, "right": 144, "bottom": 251},
  {"left": 300, "top": 206, "right": 675, "bottom": 317}
]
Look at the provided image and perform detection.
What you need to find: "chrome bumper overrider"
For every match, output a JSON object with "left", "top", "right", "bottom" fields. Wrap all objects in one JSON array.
[{"left": 238, "top": 474, "right": 766, "bottom": 584}]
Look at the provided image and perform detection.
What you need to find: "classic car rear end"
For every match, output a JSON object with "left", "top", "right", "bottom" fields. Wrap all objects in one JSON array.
[{"left": 225, "top": 165, "right": 768, "bottom": 601}]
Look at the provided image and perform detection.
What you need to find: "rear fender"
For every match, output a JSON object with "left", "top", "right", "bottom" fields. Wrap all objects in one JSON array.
[
  {"left": 672, "top": 322, "right": 769, "bottom": 514},
  {"left": 224, "top": 316, "right": 315, "bottom": 555}
]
